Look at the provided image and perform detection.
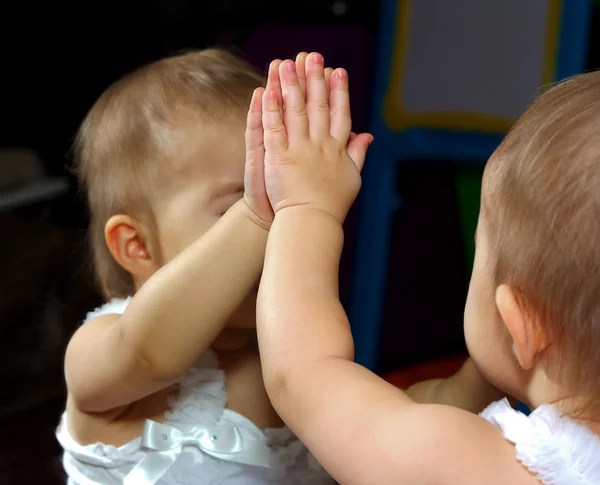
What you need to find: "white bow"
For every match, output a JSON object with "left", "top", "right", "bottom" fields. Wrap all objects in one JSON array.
[{"left": 124, "top": 420, "right": 272, "bottom": 484}]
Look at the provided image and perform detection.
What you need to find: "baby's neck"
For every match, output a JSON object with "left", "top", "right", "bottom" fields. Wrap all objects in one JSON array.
[
  {"left": 587, "top": 420, "right": 600, "bottom": 435},
  {"left": 529, "top": 385, "right": 600, "bottom": 435},
  {"left": 556, "top": 400, "right": 600, "bottom": 435},
  {"left": 522, "top": 368, "right": 600, "bottom": 435}
]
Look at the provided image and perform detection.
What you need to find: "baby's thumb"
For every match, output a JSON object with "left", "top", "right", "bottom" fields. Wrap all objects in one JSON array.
[{"left": 347, "top": 133, "right": 374, "bottom": 172}]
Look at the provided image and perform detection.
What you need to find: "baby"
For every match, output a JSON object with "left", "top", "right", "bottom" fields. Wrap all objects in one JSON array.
[
  {"left": 56, "top": 49, "right": 335, "bottom": 485},
  {"left": 254, "top": 53, "right": 600, "bottom": 484}
]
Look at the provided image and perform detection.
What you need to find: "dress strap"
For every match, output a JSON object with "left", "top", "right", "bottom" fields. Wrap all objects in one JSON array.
[
  {"left": 480, "top": 399, "right": 600, "bottom": 485},
  {"left": 85, "top": 297, "right": 132, "bottom": 322}
]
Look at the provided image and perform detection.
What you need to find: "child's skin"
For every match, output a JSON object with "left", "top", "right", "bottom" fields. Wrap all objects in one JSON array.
[
  {"left": 407, "top": 357, "right": 509, "bottom": 413},
  {"left": 65, "top": 114, "right": 277, "bottom": 446},
  {"left": 253, "top": 53, "right": 600, "bottom": 485},
  {"left": 64, "top": 53, "right": 371, "bottom": 451}
]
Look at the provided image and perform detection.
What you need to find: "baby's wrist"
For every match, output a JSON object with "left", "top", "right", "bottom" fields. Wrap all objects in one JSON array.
[
  {"left": 236, "top": 199, "right": 272, "bottom": 232},
  {"left": 273, "top": 205, "right": 344, "bottom": 231}
]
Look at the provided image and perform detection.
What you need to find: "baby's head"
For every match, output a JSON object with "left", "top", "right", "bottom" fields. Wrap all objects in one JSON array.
[
  {"left": 75, "top": 49, "right": 263, "bottom": 302},
  {"left": 465, "top": 71, "right": 600, "bottom": 414}
]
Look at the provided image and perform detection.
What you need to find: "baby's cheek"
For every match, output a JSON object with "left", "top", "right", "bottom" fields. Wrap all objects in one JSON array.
[
  {"left": 463, "top": 288, "right": 480, "bottom": 349},
  {"left": 158, "top": 216, "right": 216, "bottom": 262},
  {"left": 464, "top": 288, "right": 497, "bottom": 377}
]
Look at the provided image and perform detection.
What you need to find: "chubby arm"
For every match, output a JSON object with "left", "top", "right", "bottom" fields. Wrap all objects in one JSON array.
[
  {"left": 260, "top": 210, "right": 536, "bottom": 485},
  {"left": 407, "top": 358, "right": 510, "bottom": 413},
  {"left": 66, "top": 91, "right": 271, "bottom": 413},
  {"left": 66, "top": 201, "right": 267, "bottom": 412},
  {"left": 257, "top": 54, "right": 538, "bottom": 485}
]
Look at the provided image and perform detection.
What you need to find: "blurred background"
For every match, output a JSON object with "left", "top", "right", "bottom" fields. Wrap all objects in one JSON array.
[{"left": 0, "top": 0, "right": 598, "bottom": 483}]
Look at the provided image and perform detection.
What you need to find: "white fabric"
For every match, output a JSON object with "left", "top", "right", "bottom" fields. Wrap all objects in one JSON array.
[
  {"left": 56, "top": 299, "right": 333, "bottom": 484},
  {"left": 480, "top": 398, "right": 600, "bottom": 485}
]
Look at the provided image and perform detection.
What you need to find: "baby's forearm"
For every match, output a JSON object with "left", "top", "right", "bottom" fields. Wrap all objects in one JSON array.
[
  {"left": 120, "top": 199, "right": 268, "bottom": 378},
  {"left": 258, "top": 207, "right": 353, "bottom": 394}
]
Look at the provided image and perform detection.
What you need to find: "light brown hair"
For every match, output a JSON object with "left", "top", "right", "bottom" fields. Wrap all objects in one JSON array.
[
  {"left": 484, "top": 71, "right": 600, "bottom": 401},
  {"left": 74, "top": 49, "right": 264, "bottom": 299}
]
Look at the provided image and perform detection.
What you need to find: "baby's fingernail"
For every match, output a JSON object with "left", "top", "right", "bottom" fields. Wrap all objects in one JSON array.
[
  {"left": 310, "top": 53, "right": 324, "bottom": 65},
  {"left": 337, "top": 69, "right": 348, "bottom": 79}
]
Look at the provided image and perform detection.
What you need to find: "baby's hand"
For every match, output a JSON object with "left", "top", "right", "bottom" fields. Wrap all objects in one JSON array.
[
  {"left": 260, "top": 53, "right": 372, "bottom": 223},
  {"left": 244, "top": 87, "right": 274, "bottom": 229}
]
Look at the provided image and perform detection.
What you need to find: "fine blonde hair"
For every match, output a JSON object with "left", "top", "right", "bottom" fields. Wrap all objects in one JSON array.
[
  {"left": 74, "top": 49, "right": 264, "bottom": 299},
  {"left": 485, "top": 71, "right": 600, "bottom": 401}
]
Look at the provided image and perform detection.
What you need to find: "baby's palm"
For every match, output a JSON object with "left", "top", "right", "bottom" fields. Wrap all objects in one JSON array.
[{"left": 260, "top": 54, "right": 372, "bottom": 223}]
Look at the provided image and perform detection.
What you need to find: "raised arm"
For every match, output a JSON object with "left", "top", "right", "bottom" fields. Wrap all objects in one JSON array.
[
  {"left": 66, "top": 91, "right": 271, "bottom": 413},
  {"left": 256, "top": 55, "right": 539, "bottom": 485}
]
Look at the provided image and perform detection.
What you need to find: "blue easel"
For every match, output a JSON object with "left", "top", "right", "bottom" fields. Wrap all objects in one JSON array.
[{"left": 349, "top": 0, "right": 592, "bottom": 371}]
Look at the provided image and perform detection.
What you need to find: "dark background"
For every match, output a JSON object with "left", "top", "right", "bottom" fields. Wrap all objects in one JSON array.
[{"left": 0, "top": 1, "right": 598, "bottom": 483}]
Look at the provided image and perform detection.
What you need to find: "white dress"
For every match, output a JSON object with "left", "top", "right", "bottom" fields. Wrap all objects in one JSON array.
[
  {"left": 480, "top": 398, "right": 600, "bottom": 485},
  {"left": 56, "top": 299, "right": 333, "bottom": 485}
]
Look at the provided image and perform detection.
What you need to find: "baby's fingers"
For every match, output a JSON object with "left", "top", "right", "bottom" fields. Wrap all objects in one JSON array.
[
  {"left": 245, "top": 88, "right": 273, "bottom": 220},
  {"left": 347, "top": 132, "right": 374, "bottom": 172},
  {"left": 262, "top": 90, "right": 288, "bottom": 155},
  {"left": 325, "top": 67, "right": 333, "bottom": 92},
  {"left": 266, "top": 60, "right": 284, "bottom": 120},
  {"left": 245, "top": 88, "right": 265, "bottom": 165},
  {"left": 296, "top": 52, "right": 308, "bottom": 95},
  {"left": 306, "top": 52, "right": 330, "bottom": 139},
  {"left": 330, "top": 68, "right": 352, "bottom": 143},
  {"left": 279, "top": 60, "right": 308, "bottom": 142},
  {"left": 296, "top": 52, "right": 333, "bottom": 97}
]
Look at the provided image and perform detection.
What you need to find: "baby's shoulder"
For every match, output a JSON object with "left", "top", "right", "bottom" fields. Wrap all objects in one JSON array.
[
  {"left": 65, "top": 313, "right": 121, "bottom": 371},
  {"left": 65, "top": 297, "right": 130, "bottom": 367}
]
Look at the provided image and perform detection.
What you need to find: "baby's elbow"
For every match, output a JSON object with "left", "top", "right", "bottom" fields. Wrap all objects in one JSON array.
[
  {"left": 262, "top": 365, "right": 295, "bottom": 416},
  {"left": 67, "top": 387, "right": 107, "bottom": 413},
  {"left": 64, "top": 362, "right": 113, "bottom": 413}
]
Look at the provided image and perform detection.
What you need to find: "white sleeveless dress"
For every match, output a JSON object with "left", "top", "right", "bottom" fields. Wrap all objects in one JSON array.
[
  {"left": 56, "top": 298, "right": 334, "bottom": 485},
  {"left": 480, "top": 398, "right": 600, "bottom": 485}
]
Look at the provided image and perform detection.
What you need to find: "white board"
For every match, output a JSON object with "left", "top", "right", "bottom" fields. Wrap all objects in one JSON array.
[{"left": 398, "top": 0, "right": 550, "bottom": 121}]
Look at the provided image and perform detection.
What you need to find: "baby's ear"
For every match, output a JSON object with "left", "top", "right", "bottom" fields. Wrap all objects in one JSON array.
[
  {"left": 495, "top": 285, "right": 548, "bottom": 370},
  {"left": 104, "top": 215, "right": 159, "bottom": 280}
]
